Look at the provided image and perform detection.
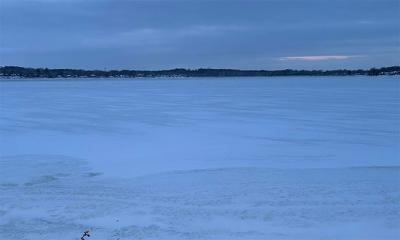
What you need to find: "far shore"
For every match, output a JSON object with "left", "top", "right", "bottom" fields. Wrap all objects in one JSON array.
[{"left": 1, "top": 66, "right": 399, "bottom": 79}]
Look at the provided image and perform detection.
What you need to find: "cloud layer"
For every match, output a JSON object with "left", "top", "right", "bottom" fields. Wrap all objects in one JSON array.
[{"left": 0, "top": 0, "right": 399, "bottom": 69}]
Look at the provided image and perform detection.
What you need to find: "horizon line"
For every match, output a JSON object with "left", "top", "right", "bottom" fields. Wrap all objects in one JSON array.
[{"left": 2, "top": 65, "right": 399, "bottom": 72}]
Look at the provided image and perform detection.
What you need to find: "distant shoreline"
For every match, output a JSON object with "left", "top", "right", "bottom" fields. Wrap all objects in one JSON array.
[{"left": 1, "top": 66, "right": 399, "bottom": 78}]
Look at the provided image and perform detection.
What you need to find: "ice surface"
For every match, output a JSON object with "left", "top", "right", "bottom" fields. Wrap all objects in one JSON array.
[
  {"left": 0, "top": 76, "right": 399, "bottom": 239},
  {"left": 0, "top": 157, "right": 399, "bottom": 239}
]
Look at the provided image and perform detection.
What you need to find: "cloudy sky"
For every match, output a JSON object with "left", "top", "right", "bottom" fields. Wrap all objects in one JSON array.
[{"left": 0, "top": 0, "right": 399, "bottom": 70}]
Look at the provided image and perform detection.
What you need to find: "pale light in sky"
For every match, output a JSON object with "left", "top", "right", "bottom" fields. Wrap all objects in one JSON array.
[{"left": 280, "top": 55, "right": 359, "bottom": 61}]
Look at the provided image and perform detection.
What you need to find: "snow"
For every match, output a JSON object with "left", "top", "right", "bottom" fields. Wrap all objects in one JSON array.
[{"left": 0, "top": 76, "right": 399, "bottom": 239}]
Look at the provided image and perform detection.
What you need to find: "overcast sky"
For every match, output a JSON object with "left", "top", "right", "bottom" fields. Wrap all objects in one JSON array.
[{"left": 0, "top": 0, "right": 399, "bottom": 70}]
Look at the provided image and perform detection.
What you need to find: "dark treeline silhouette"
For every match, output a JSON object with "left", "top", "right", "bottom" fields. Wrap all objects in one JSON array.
[{"left": 0, "top": 66, "right": 399, "bottom": 78}]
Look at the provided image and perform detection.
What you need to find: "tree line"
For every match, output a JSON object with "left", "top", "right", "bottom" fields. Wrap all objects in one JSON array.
[{"left": 0, "top": 66, "right": 399, "bottom": 78}]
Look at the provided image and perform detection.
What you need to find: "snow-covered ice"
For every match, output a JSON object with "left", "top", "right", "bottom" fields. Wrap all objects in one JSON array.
[{"left": 0, "top": 76, "right": 399, "bottom": 239}]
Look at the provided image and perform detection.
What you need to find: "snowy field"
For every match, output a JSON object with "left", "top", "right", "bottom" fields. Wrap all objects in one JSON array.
[{"left": 0, "top": 76, "right": 399, "bottom": 239}]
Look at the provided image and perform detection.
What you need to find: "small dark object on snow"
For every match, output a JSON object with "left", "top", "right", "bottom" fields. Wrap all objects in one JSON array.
[{"left": 81, "top": 230, "right": 90, "bottom": 240}]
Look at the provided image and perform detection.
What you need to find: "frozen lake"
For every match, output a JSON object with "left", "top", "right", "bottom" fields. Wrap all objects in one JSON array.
[{"left": 0, "top": 76, "right": 399, "bottom": 239}]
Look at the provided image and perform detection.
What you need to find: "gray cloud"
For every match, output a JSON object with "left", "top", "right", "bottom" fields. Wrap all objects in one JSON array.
[{"left": 0, "top": 0, "right": 399, "bottom": 69}]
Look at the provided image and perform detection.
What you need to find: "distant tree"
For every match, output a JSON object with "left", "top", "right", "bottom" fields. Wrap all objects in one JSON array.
[{"left": 0, "top": 65, "right": 399, "bottom": 78}]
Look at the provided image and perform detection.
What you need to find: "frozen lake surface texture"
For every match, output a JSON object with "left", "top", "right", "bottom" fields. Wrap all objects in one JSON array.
[{"left": 0, "top": 76, "right": 399, "bottom": 239}]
